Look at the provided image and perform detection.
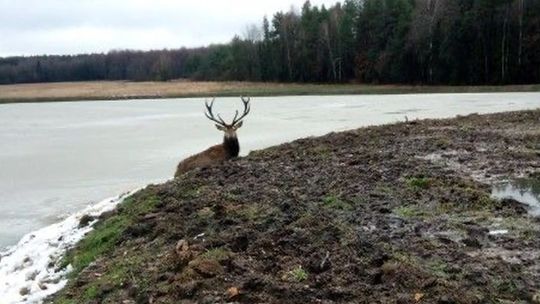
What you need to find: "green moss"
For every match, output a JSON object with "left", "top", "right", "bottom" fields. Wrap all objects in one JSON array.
[
  {"left": 427, "top": 260, "right": 450, "bottom": 278},
  {"left": 311, "top": 146, "right": 332, "bottom": 158},
  {"left": 66, "top": 216, "right": 128, "bottom": 273},
  {"left": 405, "top": 177, "right": 431, "bottom": 189},
  {"left": 61, "top": 192, "right": 159, "bottom": 276},
  {"left": 83, "top": 285, "right": 99, "bottom": 300},
  {"left": 201, "top": 247, "right": 232, "bottom": 262},
  {"left": 54, "top": 299, "right": 77, "bottom": 304},
  {"left": 288, "top": 266, "right": 308, "bottom": 282},
  {"left": 236, "top": 204, "right": 261, "bottom": 220},
  {"left": 393, "top": 205, "right": 424, "bottom": 218},
  {"left": 178, "top": 184, "right": 205, "bottom": 199},
  {"left": 322, "top": 195, "right": 352, "bottom": 210}
]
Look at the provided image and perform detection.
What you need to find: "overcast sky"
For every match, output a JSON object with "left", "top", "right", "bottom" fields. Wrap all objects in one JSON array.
[{"left": 0, "top": 0, "right": 338, "bottom": 57}]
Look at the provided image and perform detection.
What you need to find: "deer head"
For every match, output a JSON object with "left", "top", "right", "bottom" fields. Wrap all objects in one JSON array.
[{"left": 204, "top": 96, "right": 250, "bottom": 139}]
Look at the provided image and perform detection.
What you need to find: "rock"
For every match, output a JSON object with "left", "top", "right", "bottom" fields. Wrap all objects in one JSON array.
[
  {"left": 175, "top": 239, "right": 189, "bottom": 253},
  {"left": 38, "top": 282, "right": 48, "bottom": 290},
  {"left": 175, "top": 239, "right": 195, "bottom": 266},
  {"left": 226, "top": 287, "right": 240, "bottom": 299},
  {"left": 78, "top": 214, "right": 96, "bottom": 228},
  {"left": 19, "top": 287, "right": 30, "bottom": 296}
]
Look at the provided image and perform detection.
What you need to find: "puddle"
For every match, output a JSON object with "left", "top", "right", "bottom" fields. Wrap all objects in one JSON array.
[{"left": 491, "top": 178, "right": 540, "bottom": 216}]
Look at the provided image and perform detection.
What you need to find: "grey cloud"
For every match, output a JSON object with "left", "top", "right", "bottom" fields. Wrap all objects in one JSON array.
[{"left": 0, "top": 0, "right": 337, "bottom": 56}]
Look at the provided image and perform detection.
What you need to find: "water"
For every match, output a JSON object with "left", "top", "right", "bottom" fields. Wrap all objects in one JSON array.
[
  {"left": 0, "top": 92, "right": 539, "bottom": 249},
  {"left": 491, "top": 178, "right": 540, "bottom": 216}
]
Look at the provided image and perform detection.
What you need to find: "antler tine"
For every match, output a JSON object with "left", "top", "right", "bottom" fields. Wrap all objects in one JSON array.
[
  {"left": 231, "top": 96, "right": 251, "bottom": 126},
  {"left": 232, "top": 109, "right": 240, "bottom": 124},
  {"left": 204, "top": 97, "right": 227, "bottom": 126}
]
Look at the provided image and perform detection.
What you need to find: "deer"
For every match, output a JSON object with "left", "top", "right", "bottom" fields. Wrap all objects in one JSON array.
[{"left": 174, "top": 96, "right": 251, "bottom": 177}]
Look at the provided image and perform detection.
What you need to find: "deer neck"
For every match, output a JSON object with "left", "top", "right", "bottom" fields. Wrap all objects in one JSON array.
[{"left": 223, "top": 134, "right": 240, "bottom": 158}]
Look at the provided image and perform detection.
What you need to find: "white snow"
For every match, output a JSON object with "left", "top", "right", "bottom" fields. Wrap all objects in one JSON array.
[
  {"left": 0, "top": 189, "right": 138, "bottom": 304},
  {"left": 488, "top": 229, "right": 509, "bottom": 235}
]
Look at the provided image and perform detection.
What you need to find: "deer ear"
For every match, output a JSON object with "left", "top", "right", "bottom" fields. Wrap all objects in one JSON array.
[
  {"left": 234, "top": 121, "right": 243, "bottom": 130},
  {"left": 215, "top": 124, "right": 226, "bottom": 131}
]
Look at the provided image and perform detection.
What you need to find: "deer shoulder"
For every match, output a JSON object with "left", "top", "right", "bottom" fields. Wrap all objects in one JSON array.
[{"left": 175, "top": 144, "right": 227, "bottom": 177}]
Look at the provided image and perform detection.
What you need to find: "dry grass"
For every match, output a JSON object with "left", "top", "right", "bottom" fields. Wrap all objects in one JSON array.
[{"left": 0, "top": 80, "right": 538, "bottom": 103}]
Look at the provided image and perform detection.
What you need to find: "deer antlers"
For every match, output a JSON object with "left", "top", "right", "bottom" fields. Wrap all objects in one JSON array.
[{"left": 204, "top": 96, "right": 250, "bottom": 127}]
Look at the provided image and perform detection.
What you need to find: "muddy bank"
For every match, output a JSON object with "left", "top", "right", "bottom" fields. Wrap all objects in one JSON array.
[{"left": 51, "top": 110, "right": 540, "bottom": 303}]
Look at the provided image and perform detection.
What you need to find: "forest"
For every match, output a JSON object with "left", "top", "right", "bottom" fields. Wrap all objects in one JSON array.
[{"left": 0, "top": 0, "right": 539, "bottom": 85}]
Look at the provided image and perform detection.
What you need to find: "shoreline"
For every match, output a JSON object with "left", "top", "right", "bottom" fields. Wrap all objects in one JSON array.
[
  {"left": 0, "top": 190, "right": 139, "bottom": 304},
  {"left": 47, "top": 109, "right": 540, "bottom": 303},
  {"left": 1, "top": 80, "right": 539, "bottom": 104}
]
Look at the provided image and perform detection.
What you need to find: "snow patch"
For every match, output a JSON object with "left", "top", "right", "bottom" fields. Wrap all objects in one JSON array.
[
  {"left": 488, "top": 229, "right": 509, "bottom": 235},
  {"left": 0, "top": 189, "right": 138, "bottom": 304}
]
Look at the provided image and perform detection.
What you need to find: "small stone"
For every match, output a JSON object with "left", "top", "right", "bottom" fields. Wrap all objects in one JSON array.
[
  {"left": 175, "top": 239, "right": 189, "bottom": 254},
  {"left": 175, "top": 239, "right": 194, "bottom": 265},
  {"left": 78, "top": 214, "right": 95, "bottom": 228},
  {"left": 226, "top": 287, "right": 240, "bottom": 299},
  {"left": 38, "top": 282, "right": 48, "bottom": 290},
  {"left": 19, "top": 287, "right": 30, "bottom": 296}
]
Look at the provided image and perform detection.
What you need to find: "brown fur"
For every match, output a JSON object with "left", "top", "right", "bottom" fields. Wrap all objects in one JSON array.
[{"left": 174, "top": 144, "right": 230, "bottom": 177}]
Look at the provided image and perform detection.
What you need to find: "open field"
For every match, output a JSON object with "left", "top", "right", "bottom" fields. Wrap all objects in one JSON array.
[{"left": 1, "top": 80, "right": 540, "bottom": 103}]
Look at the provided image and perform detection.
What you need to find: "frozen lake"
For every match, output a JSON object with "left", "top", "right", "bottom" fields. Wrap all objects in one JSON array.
[{"left": 1, "top": 92, "right": 539, "bottom": 249}]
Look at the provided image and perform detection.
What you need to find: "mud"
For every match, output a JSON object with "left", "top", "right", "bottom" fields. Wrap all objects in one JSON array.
[{"left": 51, "top": 110, "right": 540, "bottom": 303}]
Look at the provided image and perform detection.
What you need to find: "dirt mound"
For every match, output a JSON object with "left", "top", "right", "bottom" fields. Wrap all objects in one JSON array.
[{"left": 52, "top": 110, "right": 540, "bottom": 304}]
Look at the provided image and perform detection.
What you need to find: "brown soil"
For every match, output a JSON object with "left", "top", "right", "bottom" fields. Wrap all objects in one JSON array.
[{"left": 51, "top": 110, "right": 540, "bottom": 304}]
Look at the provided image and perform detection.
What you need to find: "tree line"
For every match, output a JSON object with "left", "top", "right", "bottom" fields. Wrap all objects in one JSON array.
[{"left": 1, "top": 0, "right": 539, "bottom": 85}]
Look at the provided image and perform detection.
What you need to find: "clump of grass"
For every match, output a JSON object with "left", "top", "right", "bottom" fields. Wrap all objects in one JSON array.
[
  {"left": 393, "top": 205, "right": 424, "bottom": 218},
  {"left": 83, "top": 285, "right": 99, "bottom": 301},
  {"left": 322, "top": 195, "right": 352, "bottom": 210},
  {"left": 201, "top": 247, "right": 232, "bottom": 262},
  {"left": 427, "top": 260, "right": 450, "bottom": 278},
  {"left": 312, "top": 146, "right": 332, "bottom": 158},
  {"left": 434, "top": 138, "right": 451, "bottom": 149},
  {"left": 405, "top": 177, "right": 431, "bottom": 189},
  {"left": 288, "top": 266, "right": 308, "bottom": 282}
]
